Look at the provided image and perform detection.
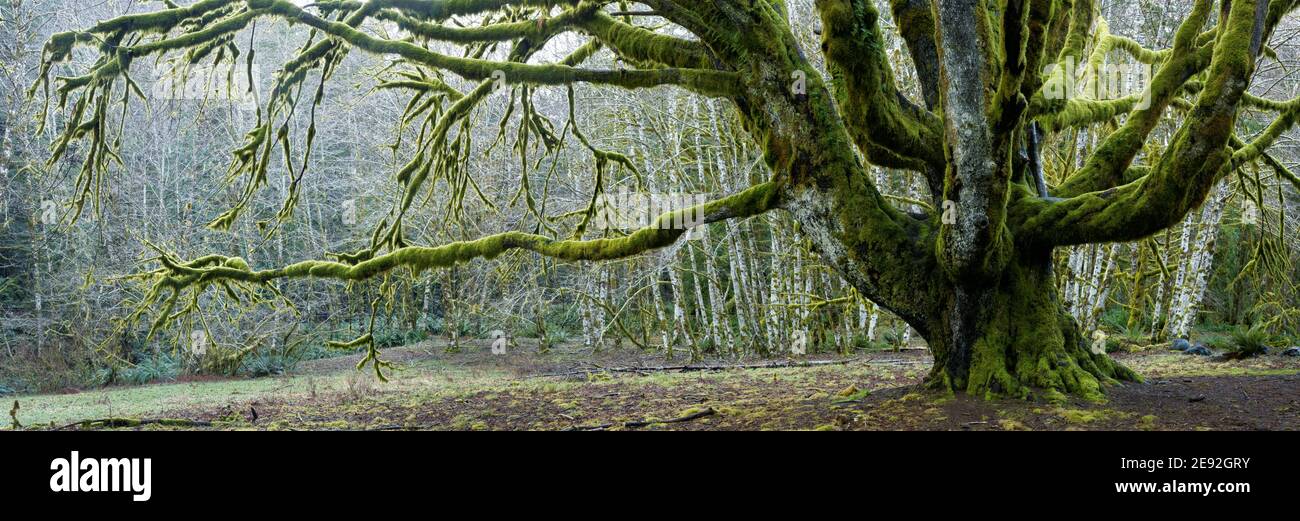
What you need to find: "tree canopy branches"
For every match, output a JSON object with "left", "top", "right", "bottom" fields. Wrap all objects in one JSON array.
[{"left": 27, "top": 0, "right": 1300, "bottom": 395}]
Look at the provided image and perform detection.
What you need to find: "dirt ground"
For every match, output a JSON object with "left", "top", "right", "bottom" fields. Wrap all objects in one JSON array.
[{"left": 20, "top": 340, "right": 1300, "bottom": 431}]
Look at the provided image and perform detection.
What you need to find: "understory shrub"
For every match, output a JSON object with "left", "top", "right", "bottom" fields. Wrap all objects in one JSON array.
[
  {"left": 239, "top": 342, "right": 332, "bottom": 377},
  {"left": 115, "top": 353, "right": 180, "bottom": 385},
  {"left": 1226, "top": 325, "right": 1279, "bottom": 359}
]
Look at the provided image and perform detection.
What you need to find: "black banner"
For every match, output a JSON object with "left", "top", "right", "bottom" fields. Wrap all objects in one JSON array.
[{"left": 1, "top": 431, "right": 1289, "bottom": 512}]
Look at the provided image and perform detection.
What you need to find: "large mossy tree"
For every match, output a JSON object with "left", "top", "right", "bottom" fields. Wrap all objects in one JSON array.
[{"left": 34, "top": 0, "right": 1300, "bottom": 400}]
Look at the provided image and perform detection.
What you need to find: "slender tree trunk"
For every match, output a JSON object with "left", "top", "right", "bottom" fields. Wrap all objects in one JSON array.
[
  {"left": 1169, "top": 180, "right": 1231, "bottom": 338},
  {"left": 581, "top": 271, "right": 595, "bottom": 352},
  {"left": 667, "top": 251, "right": 696, "bottom": 360}
]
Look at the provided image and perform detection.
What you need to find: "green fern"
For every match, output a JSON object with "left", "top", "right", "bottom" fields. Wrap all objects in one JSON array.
[{"left": 1226, "top": 325, "right": 1279, "bottom": 359}]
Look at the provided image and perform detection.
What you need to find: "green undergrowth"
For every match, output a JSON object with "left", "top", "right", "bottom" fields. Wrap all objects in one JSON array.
[{"left": 1120, "top": 352, "right": 1300, "bottom": 378}]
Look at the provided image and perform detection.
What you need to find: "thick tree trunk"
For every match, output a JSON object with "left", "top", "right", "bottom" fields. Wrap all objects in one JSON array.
[
  {"left": 923, "top": 253, "right": 1140, "bottom": 402},
  {"left": 656, "top": 0, "right": 1255, "bottom": 401}
]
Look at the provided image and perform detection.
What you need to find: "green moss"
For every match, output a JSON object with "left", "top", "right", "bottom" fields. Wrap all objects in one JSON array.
[
  {"left": 678, "top": 406, "right": 712, "bottom": 417},
  {"left": 221, "top": 257, "right": 249, "bottom": 271},
  {"left": 1055, "top": 407, "right": 1131, "bottom": 424},
  {"left": 832, "top": 388, "right": 872, "bottom": 403},
  {"left": 932, "top": 259, "right": 1137, "bottom": 403},
  {"left": 579, "top": 11, "right": 712, "bottom": 69},
  {"left": 998, "top": 419, "right": 1030, "bottom": 430},
  {"left": 260, "top": 0, "right": 741, "bottom": 96},
  {"left": 818, "top": 0, "right": 944, "bottom": 172}
]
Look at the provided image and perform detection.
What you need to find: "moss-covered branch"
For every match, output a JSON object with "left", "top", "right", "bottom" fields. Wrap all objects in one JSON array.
[
  {"left": 887, "top": 0, "right": 941, "bottom": 109},
  {"left": 1017, "top": 0, "right": 1267, "bottom": 247},
  {"left": 815, "top": 0, "right": 945, "bottom": 179},
  {"left": 1054, "top": 0, "right": 1098, "bottom": 65},
  {"left": 1231, "top": 97, "right": 1300, "bottom": 166},
  {"left": 372, "top": 4, "right": 590, "bottom": 44},
  {"left": 1046, "top": 0, "right": 1215, "bottom": 199},
  {"left": 138, "top": 182, "right": 778, "bottom": 314},
  {"left": 42, "top": 1, "right": 737, "bottom": 99},
  {"left": 576, "top": 10, "right": 714, "bottom": 70},
  {"left": 249, "top": 0, "right": 739, "bottom": 96},
  {"left": 1106, "top": 34, "right": 1170, "bottom": 64}
]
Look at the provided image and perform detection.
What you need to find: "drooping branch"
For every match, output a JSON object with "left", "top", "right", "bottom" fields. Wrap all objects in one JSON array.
[
  {"left": 39, "top": 0, "right": 582, "bottom": 66},
  {"left": 372, "top": 3, "right": 715, "bottom": 70},
  {"left": 44, "top": 1, "right": 738, "bottom": 101},
  {"left": 253, "top": 0, "right": 742, "bottom": 96},
  {"left": 372, "top": 5, "right": 588, "bottom": 44},
  {"left": 132, "top": 181, "right": 778, "bottom": 329},
  {"left": 316, "top": 0, "right": 582, "bottom": 21},
  {"left": 193, "top": 186, "right": 773, "bottom": 282},
  {"left": 35, "top": 0, "right": 746, "bottom": 234}
]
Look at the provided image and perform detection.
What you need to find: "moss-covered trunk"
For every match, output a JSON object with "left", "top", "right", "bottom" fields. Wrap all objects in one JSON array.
[{"left": 923, "top": 250, "right": 1140, "bottom": 402}]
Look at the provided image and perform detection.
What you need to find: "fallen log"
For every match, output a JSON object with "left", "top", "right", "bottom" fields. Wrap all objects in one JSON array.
[
  {"left": 55, "top": 417, "right": 213, "bottom": 430},
  {"left": 568, "top": 407, "right": 717, "bottom": 431},
  {"left": 533, "top": 358, "right": 860, "bottom": 378}
]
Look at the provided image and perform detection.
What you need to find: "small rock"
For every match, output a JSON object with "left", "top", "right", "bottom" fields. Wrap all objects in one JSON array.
[
  {"left": 1282, "top": 347, "right": 1300, "bottom": 357},
  {"left": 1189, "top": 395, "right": 1206, "bottom": 403},
  {"left": 1185, "top": 345, "right": 1212, "bottom": 356},
  {"left": 1172, "top": 339, "right": 1192, "bottom": 352}
]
